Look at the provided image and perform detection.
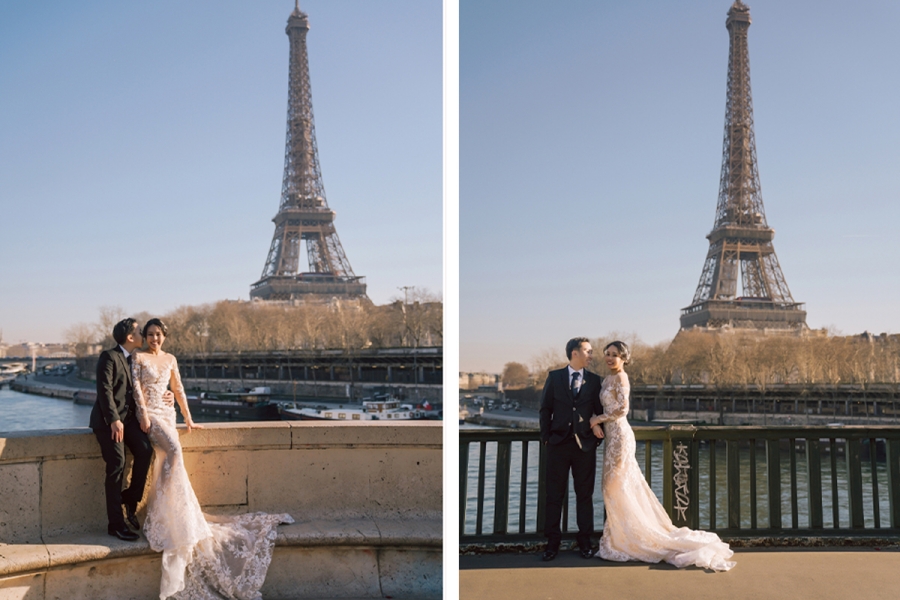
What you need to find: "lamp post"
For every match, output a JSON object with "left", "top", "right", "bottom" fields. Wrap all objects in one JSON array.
[{"left": 397, "top": 286, "right": 418, "bottom": 400}]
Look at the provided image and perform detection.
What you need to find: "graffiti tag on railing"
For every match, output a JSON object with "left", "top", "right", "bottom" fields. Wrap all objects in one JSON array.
[{"left": 673, "top": 442, "right": 691, "bottom": 521}]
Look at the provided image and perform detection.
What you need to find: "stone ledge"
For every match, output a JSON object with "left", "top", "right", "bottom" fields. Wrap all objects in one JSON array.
[
  {"left": 0, "top": 518, "right": 442, "bottom": 578},
  {"left": 0, "top": 422, "right": 444, "bottom": 465},
  {"left": 277, "top": 518, "right": 442, "bottom": 548}
]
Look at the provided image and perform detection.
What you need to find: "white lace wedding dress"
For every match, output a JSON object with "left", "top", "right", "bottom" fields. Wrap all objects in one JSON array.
[
  {"left": 132, "top": 352, "right": 294, "bottom": 599},
  {"left": 593, "top": 371, "right": 735, "bottom": 571}
]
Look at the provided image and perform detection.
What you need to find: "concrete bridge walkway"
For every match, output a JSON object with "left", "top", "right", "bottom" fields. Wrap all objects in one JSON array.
[{"left": 460, "top": 547, "right": 900, "bottom": 600}]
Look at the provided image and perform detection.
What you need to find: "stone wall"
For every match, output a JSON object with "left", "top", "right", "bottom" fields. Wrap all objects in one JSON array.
[{"left": 0, "top": 422, "right": 442, "bottom": 599}]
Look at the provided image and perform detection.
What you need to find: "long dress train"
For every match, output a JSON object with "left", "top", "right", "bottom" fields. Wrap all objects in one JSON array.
[
  {"left": 593, "top": 371, "right": 735, "bottom": 571},
  {"left": 133, "top": 352, "right": 294, "bottom": 599}
]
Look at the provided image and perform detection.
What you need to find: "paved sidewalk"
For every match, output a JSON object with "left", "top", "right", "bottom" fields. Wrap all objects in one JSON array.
[{"left": 460, "top": 547, "right": 900, "bottom": 600}]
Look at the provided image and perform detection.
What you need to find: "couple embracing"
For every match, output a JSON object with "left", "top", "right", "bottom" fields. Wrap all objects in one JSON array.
[
  {"left": 539, "top": 337, "right": 735, "bottom": 571},
  {"left": 90, "top": 317, "right": 292, "bottom": 599}
]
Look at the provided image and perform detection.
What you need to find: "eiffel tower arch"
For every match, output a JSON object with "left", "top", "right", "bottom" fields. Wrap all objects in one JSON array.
[
  {"left": 251, "top": 3, "right": 367, "bottom": 303},
  {"left": 681, "top": 1, "right": 806, "bottom": 332}
]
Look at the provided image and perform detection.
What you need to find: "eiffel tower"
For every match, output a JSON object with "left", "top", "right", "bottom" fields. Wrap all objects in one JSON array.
[
  {"left": 680, "top": 1, "right": 806, "bottom": 331},
  {"left": 251, "top": 2, "right": 367, "bottom": 302}
]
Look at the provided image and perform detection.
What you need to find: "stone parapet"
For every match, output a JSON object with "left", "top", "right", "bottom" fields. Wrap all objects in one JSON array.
[{"left": 0, "top": 422, "right": 442, "bottom": 599}]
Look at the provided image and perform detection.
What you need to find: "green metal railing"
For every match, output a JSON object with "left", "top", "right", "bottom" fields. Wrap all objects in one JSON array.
[{"left": 460, "top": 426, "right": 900, "bottom": 544}]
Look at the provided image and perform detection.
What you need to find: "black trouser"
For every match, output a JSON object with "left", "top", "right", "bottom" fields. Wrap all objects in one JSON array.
[
  {"left": 544, "top": 437, "right": 596, "bottom": 550},
  {"left": 93, "top": 418, "right": 153, "bottom": 528}
]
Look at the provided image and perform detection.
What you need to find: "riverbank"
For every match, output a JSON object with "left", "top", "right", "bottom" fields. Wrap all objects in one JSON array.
[{"left": 10, "top": 377, "right": 86, "bottom": 400}]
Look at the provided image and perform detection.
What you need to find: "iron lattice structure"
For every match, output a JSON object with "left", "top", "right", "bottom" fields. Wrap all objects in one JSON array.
[
  {"left": 681, "top": 1, "right": 806, "bottom": 331},
  {"left": 251, "top": 2, "right": 367, "bottom": 302}
]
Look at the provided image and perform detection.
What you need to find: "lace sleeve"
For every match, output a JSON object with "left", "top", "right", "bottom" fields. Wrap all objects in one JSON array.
[
  {"left": 132, "top": 354, "right": 148, "bottom": 421},
  {"left": 596, "top": 373, "right": 630, "bottom": 423},
  {"left": 169, "top": 355, "right": 192, "bottom": 421}
]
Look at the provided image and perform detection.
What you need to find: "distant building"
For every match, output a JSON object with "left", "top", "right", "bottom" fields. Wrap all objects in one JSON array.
[
  {"left": 459, "top": 372, "right": 500, "bottom": 391},
  {"left": 3, "top": 343, "right": 75, "bottom": 359}
]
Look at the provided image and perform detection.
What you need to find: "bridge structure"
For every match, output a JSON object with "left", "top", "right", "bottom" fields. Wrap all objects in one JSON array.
[
  {"left": 460, "top": 425, "right": 900, "bottom": 597},
  {"left": 75, "top": 347, "right": 443, "bottom": 401},
  {"left": 461, "top": 426, "right": 900, "bottom": 548},
  {"left": 0, "top": 422, "right": 441, "bottom": 599}
]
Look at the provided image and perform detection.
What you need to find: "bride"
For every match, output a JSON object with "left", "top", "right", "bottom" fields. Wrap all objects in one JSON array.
[
  {"left": 589, "top": 341, "right": 735, "bottom": 571},
  {"left": 132, "top": 318, "right": 293, "bottom": 599}
]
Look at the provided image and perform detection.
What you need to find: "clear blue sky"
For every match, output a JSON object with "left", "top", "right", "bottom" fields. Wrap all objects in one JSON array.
[
  {"left": 461, "top": 0, "right": 900, "bottom": 373},
  {"left": 0, "top": 0, "right": 441, "bottom": 344}
]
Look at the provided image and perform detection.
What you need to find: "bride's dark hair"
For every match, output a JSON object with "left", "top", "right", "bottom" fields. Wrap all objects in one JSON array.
[
  {"left": 142, "top": 318, "right": 168, "bottom": 338},
  {"left": 604, "top": 340, "right": 631, "bottom": 365}
]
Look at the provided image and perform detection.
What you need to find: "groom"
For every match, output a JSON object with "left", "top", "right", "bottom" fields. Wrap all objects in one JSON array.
[
  {"left": 90, "top": 318, "right": 170, "bottom": 541},
  {"left": 539, "top": 337, "right": 604, "bottom": 561}
]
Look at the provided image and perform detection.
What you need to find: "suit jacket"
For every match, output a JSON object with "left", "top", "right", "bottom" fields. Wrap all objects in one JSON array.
[
  {"left": 539, "top": 366, "right": 604, "bottom": 451},
  {"left": 90, "top": 346, "right": 135, "bottom": 431}
]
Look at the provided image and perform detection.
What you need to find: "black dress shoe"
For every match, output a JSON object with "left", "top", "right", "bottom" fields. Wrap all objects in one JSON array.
[
  {"left": 579, "top": 546, "right": 596, "bottom": 559},
  {"left": 124, "top": 504, "right": 140, "bottom": 530},
  {"left": 108, "top": 524, "right": 140, "bottom": 541},
  {"left": 542, "top": 548, "right": 559, "bottom": 562}
]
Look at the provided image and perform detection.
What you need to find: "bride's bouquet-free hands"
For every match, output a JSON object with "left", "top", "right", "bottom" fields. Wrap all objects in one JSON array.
[{"left": 589, "top": 414, "right": 605, "bottom": 438}]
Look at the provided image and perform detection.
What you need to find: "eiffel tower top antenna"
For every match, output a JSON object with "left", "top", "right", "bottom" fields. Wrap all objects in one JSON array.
[{"left": 680, "top": 1, "right": 806, "bottom": 332}]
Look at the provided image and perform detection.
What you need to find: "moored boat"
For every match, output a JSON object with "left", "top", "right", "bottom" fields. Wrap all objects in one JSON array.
[
  {"left": 187, "top": 387, "right": 280, "bottom": 421},
  {"left": 281, "top": 394, "right": 424, "bottom": 421},
  {"left": 0, "top": 363, "right": 27, "bottom": 386}
]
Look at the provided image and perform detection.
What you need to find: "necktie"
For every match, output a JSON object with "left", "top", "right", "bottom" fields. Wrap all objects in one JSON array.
[{"left": 571, "top": 371, "right": 581, "bottom": 396}]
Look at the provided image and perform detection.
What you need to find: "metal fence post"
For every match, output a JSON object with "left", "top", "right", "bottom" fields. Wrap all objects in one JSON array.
[
  {"left": 847, "top": 437, "right": 864, "bottom": 528},
  {"left": 766, "top": 439, "right": 782, "bottom": 530},
  {"left": 887, "top": 438, "right": 900, "bottom": 528},
  {"left": 493, "top": 440, "right": 512, "bottom": 535},
  {"left": 727, "top": 439, "right": 741, "bottom": 529},
  {"left": 459, "top": 440, "right": 469, "bottom": 537}
]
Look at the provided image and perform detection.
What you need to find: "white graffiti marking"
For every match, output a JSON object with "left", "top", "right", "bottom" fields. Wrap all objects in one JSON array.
[{"left": 673, "top": 442, "right": 691, "bottom": 521}]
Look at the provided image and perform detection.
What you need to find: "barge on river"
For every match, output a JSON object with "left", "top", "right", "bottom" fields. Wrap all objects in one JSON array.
[
  {"left": 77, "top": 386, "right": 280, "bottom": 421},
  {"left": 281, "top": 395, "right": 424, "bottom": 421},
  {"left": 188, "top": 387, "right": 280, "bottom": 421}
]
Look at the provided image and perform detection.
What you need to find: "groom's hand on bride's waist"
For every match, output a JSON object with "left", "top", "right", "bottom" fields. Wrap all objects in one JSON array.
[{"left": 163, "top": 391, "right": 175, "bottom": 406}]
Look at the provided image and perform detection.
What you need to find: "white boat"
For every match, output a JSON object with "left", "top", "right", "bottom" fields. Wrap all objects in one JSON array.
[
  {"left": 281, "top": 395, "right": 424, "bottom": 421},
  {"left": 0, "top": 363, "right": 28, "bottom": 376},
  {"left": 0, "top": 363, "right": 28, "bottom": 387}
]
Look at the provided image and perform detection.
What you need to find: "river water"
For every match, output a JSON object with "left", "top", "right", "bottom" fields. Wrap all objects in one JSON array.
[
  {"left": 463, "top": 434, "right": 887, "bottom": 535},
  {"left": 0, "top": 387, "right": 94, "bottom": 434}
]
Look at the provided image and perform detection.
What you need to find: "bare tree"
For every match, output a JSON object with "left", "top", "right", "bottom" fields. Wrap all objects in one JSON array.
[
  {"left": 64, "top": 322, "right": 98, "bottom": 357},
  {"left": 530, "top": 347, "right": 566, "bottom": 388},
  {"left": 95, "top": 306, "right": 127, "bottom": 348},
  {"left": 393, "top": 287, "right": 442, "bottom": 348},
  {"left": 501, "top": 362, "right": 531, "bottom": 388}
]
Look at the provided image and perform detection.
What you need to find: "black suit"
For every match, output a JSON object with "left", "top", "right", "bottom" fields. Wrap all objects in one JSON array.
[
  {"left": 90, "top": 346, "right": 153, "bottom": 529},
  {"left": 539, "top": 366, "right": 604, "bottom": 550}
]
